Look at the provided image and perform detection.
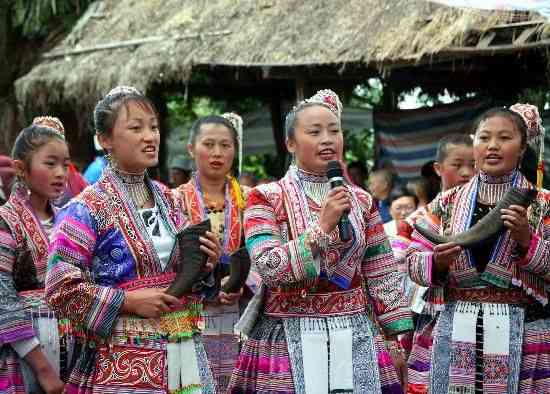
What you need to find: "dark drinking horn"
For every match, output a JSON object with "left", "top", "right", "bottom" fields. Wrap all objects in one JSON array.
[
  {"left": 222, "top": 247, "right": 251, "bottom": 294},
  {"left": 413, "top": 187, "right": 537, "bottom": 248},
  {"left": 166, "top": 219, "right": 211, "bottom": 298}
]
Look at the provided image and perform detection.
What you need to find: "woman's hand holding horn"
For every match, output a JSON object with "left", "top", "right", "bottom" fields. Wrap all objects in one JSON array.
[
  {"left": 433, "top": 242, "right": 461, "bottom": 277},
  {"left": 501, "top": 204, "right": 531, "bottom": 252}
]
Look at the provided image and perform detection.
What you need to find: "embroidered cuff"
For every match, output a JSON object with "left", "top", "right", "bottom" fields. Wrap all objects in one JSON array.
[
  {"left": 517, "top": 233, "right": 540, "bottom": 269},
  {"left": 409, "top": 252, "right": 443, "bottom": 287},
  {"left": 89, "top": 287, "right": 126, "bottom": 338},
  {"left": 305, "top": 223, "right": 330, "bottom": 254},
  {"left": 377, "top": 308, "right": 414, "bottom": 336}
]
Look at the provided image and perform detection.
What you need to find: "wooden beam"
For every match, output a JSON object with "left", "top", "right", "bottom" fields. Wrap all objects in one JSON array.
[
  {"left": 476, "top": 32, "right": 496, "bottom": 48},
  {"left": 514, "top": 26, "right": 539, "bottom": 45},
  {"left": 295, "top": 78, "right": 305, "bottom": 102},
  {"left": 490, "top": 20, "right": 545, "bottom": 30},
  {"left": 43, "top": 30, "right": 231, "bottom": 59},
  {"left": 441, "top": 37, "right": 550, "bottom": 55}
]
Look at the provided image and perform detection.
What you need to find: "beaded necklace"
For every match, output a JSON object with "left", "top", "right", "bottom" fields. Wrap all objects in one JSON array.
[
  {"left": 112, "top": 167, "right": 152, "bottom": 209},
  {"left": 296, "top": 167, "right": 330, "bottom": 206},
  {"left": 193, "top": 172, "right": 232, "bottom": 264}
]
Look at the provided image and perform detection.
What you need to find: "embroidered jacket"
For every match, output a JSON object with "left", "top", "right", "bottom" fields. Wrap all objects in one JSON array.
[
  {"left": 175, "top": 177, "right": 244, "bottom": 256},
  {"left": 174, "top": 178, "right": 262, "bottom": 294},
  {"left": 46, "top": 167, "right": 189, "bottom": 339},
  {"left": 407, "top": 172, "right": 550, "bottom": 309},
  {"left": 0, "top": 183, "right": 54, "bottom": 345},
  {"left": 245, "top": 169, "right": 413, "bottom": 335}
]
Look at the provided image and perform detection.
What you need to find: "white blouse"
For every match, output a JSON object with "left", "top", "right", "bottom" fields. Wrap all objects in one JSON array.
[{"left": 139, "top": 205, "right": 175, "bottom": 271}]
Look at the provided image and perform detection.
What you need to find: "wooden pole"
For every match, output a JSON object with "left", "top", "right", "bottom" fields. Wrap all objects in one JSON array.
[{"left": 43, "top": 30, "right": 232, "bottom": 59}]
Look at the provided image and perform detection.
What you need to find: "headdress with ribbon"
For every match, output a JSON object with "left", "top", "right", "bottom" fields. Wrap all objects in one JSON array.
[
  {"left": 509, "top": 103, "right": 546, "bottom": 189},
  {"left": 221, "top": 112, "right": 244, "bottom": 175},
  {"left": 32, "top": 116, "right": 65, "bottom": 139},
  {"left": 221, "top": 112, "right": 245, "bottom": 210}
]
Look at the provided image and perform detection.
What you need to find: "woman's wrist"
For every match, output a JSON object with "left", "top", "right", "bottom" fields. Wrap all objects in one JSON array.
[{"left": 305, "top": 223, "right": 330, "bottom": 254}]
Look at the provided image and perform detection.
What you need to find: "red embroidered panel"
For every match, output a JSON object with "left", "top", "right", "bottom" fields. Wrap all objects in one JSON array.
[{"left": 94, "top": 345, "right": 166, "bottom": 390}]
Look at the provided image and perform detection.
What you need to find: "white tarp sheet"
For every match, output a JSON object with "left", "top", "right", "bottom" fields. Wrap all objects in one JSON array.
[{"left": 428, "top": 0, "right": 550, "bottom": 18}]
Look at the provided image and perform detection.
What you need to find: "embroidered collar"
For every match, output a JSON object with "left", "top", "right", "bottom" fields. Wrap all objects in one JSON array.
[
  {"left": 478, "top": 170, "right": 517, "bottom": 205},
  {"left": 294, "top": 165, "right": 327, "bottom": 183},
  {"left": 178, "top": 176, "right": 243, "bottom": 262},
  {"left": 479, "top": 170, "right": 516, "bottom": 185},
  {"left": 0, "top": 181, "right": 55, "bottom": 283},
  {"left": 111, "top": 166, "right": 146, "bottom": 184}
]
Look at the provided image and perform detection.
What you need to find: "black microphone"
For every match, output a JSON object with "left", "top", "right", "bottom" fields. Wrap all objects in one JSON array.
[{"left": 326, "top": 161, "right": 352, "bottom": 242}]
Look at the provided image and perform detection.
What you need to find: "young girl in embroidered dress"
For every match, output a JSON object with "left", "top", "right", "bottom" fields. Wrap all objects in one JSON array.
[
  {"left": 0, "top": 116, "right": 69, "bottom": 394},
  {"left": 393, "top": 134, "right": 475, "bottom": 389},
  {"left": 406, "top": 104, "right": 550, "bottom": 393},
  {"left": 227, "top": 89, "right": 413, "bottom": 393},
  {"left": 173, "top": 113, "right": 252, "bottom": 392},
  {"left": 46, "top": 86, "right": 222, "bottom": 394}
]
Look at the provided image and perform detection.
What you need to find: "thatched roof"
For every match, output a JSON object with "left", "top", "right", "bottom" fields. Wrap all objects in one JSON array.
[{"left": 15, "top": 0, "right": 550, "bottom": 110}]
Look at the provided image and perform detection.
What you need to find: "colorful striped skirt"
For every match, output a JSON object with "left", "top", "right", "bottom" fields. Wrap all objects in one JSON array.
[
  {"left": 407, "top": 300, "right": 550, "bottom": 394},
  {"left": 227, "top": 313, "right": 403, "bottom": 393},
  {"left": 201, "top": 303, "right": 240, "bottom": 393}
]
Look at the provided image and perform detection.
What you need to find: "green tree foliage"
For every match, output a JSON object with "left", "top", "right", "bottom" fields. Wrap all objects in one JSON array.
[
  {"left": 344, "top": 128, "right": 375, "bottom": 169},
  {"left": 11, "top": 0, "right": 93, "bottom": 38}
]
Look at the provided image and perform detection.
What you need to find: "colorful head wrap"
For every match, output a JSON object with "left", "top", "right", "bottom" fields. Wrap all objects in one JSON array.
[
  {"left": 509, "top": 103, "right": 546, "bottom": 189},
  {"left": 32, "top": 116, "right": 65, "bottom": 139},
  {"left": 295, "top": 89, "right": 342, "bottom": 119},
  {"left": 221, "top": 112, "right": 244, "bottom": 175}
]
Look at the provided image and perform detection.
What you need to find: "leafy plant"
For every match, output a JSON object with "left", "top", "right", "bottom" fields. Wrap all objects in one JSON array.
[
  {"left": 11, "top": 0, "right": 93, "bottom": 38},
  {"left": 344, "top": 127, "right": 375, "bottom": 170}
]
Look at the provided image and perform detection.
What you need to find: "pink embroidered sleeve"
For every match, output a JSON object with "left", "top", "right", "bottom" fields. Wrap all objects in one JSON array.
[
  {"left": 406, "top": 196, "right": 446, "bottom": 288},
  {"left": 0, "top": 222, "right": 36, "bottom": 344},
  {"left": 244, "top": 187, "right": 320, "bottom": 287},
  {"left": 516, "top": 232, "right": 550, "bottom": 282}
]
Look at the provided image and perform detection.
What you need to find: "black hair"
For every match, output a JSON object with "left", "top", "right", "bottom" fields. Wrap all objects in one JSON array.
[
  {"left": 407, "top": 177, "right": 439, "bottom": 204},
  {"left": 436, "top": 133, "right": 473, "bottom": 162},
  {"left": 93, "top": 92, "right": 158, "bottom": 137},
  {"left": 188, "top": 115, "right": 240, "bottom": 175},
  {"left": 520, "top": 145, "right": 538, "bottom": 185},
  {"left": 388, "top": 186, "right": 419, "bottom": 207},
  {"left": 12, "top": 125, "right": 66, "bottom": 166},
  {"left": 239, "top": 172, "right": 257, "bottom": 182}
]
